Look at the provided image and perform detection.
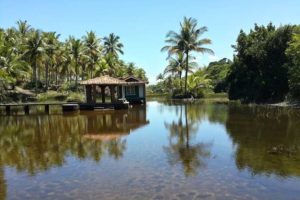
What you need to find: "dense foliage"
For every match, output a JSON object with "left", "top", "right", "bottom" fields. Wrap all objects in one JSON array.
[
  {"left": 0, "top": 20, "right": 147, "bottom": 102},
  {"left": 227, "top": 23, "right": 300, "bottom": 103},
  {"left": 286, "top": 26, "right": 300, "bottom": 99},
  {"left": 155, "top": 22, "right": 300, "bottom": 102},
  {"left": 204, "top": 58, "right": 231, "bottom": 93},
  {"left": 148, "top": 57, "right": 230, "bottom": 98}
]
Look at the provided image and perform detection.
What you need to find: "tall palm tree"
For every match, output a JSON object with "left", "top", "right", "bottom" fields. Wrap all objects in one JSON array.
[
  {"left": 83, "top": 31, "right": 101, "bottom": 78},
  {"left": 162, "top": 17, "right": 214, "bottom": 95},
  {"left": 43, "top": 32, "right": 60, "bottom": 89},
  {"left": 68, "top": 37, "right": 83, "bottom": 89},
  {"left": 103, "top": 33, "right": 124, "bottom": 58},
  {"left": 23, "top": 30, "right": 45, "bottom": 91}
]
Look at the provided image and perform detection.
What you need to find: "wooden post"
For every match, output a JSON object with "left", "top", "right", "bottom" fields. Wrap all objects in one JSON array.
[
  {"left": 45, "top": 104, "right": 50, "bottom": 114},
  {"left": 5, "top": 106, "right": 10, "bottom": 115},
  {"left": 24, "top": 105, "right": 30, "bottom": 115},
  {"left": 92, "top": 85, "right": 97, "bottom": 104},
  {"left": 101, "top": 86, "right": 105, "bottom": 103}
]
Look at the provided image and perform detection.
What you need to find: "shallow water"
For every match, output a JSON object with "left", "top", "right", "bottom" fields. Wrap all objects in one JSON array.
[{"left": 0, "top": 100, "right": 300, "bottom": 200}]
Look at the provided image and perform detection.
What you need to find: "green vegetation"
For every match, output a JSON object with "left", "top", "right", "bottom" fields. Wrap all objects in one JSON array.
[
  {"left": 160, "top": 17, "right": 214, "bottom": 98},
  {"left": 2, "top": 19, "right": 300, "bottom": 104},
  {"left": 227, "top": 23, "right": 298, "bottom": 103},
  {"left": 0, "top": 20, "right": 148, "bottom": 103},
  {"left": 155, "top": 20, "right": 300, "bottom": 103}
]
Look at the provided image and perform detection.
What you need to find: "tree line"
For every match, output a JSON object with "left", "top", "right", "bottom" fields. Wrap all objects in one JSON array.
[
  {"left": 0, "top": 20, "right": 148, "bottom": 100},
  {"left": 153, "top": 18, "right": 300, "bottom": 102}
]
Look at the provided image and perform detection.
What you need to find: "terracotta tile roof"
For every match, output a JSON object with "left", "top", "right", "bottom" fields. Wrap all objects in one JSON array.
[
  {"left": 80, "top": 75, "right": 127, "bottom": 85},
  {"left": 80, "top": 75, "right": 147, "bottom": 85}
]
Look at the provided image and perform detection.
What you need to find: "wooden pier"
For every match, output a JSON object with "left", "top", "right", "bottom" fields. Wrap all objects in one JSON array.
[{"left": 0, "top": 102, "right": 129, "bottom": 115}]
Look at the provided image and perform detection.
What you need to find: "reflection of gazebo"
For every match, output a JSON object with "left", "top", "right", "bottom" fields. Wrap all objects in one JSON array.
[
  {"left": 80, "top": 75, "right": 147, "bottom": 105},
  {"left": 82, "top": 106, "right": 149, "bottom": 141}
]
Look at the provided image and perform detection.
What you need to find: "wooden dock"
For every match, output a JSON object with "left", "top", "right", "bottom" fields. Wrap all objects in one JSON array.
[{"left": 0, "top": 102, "right": 129, "bottom": 115}]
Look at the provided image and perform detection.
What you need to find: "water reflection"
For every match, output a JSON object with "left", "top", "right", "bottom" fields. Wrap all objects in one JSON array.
[
  {"left": 0, "top": 106, "right": 149, "bottom": 175},
  {"left": 1, "top": 101, "right": 300, "bottom": 199},
  {"left": 225, "top": 105, "right": 300, "bottom": 177},
  {"left": 163, "top": 104, "right": 212, "bottom": 176}
]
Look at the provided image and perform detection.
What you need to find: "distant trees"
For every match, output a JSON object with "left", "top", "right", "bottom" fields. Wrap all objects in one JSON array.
[
  {"left": 227, "top": 23, "right": 300, "bottom": 103},
  {"left": 286, "top": 27, "right": 300, "bottom": 100},
  {"left": 205, "top": 58, "right": 231, "bottom": 93},
  {"left": 0, "top": 20, "right": 147, "bottom": 99}
]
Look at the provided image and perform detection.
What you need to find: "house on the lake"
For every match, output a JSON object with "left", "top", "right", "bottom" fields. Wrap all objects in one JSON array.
[{"left": 80, "top": 75, "right": 147, "bottom": 104}]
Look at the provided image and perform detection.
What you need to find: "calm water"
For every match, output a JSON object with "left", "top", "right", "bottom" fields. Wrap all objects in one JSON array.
[{"left": 0, "top": 100, "right": 300, "bottom": 200}]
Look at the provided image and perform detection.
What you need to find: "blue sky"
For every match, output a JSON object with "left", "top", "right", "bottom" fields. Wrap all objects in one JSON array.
[{"left": 1, "top": 0, "right": 300, "bottom": 83}]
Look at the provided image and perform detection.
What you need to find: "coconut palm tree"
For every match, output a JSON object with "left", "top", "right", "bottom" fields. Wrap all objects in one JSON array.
[
  {"left": 127, "top": 62, "right": 135, "bottom": 76},
  {"left": 162, "top": 17, "right": 214, "bottom": 95},
  {"left": 103, "top": 33, "right": 124, "bottom": 57},
  {"left": 83, "top": 31, "right": 101, "bottom": 78},
  {"left": 68, "top": 37, "right": 83, "bottom": 89},
  {"left": 43, "top": 32, "right": 60, "bottom": 89},
  {"left": 164, "top": 53, "right": 198, "bottom": 92},
  {"left": 16, "top": 20, "right": 32, "bottom": 37},
  {"left": 23, "top": 30, "right": 45, "bottom": 91}
]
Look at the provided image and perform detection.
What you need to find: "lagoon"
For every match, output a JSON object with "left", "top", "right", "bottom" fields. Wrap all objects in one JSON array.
[{"left": 0, "top": 100, "right": 300, "bottom": 200}]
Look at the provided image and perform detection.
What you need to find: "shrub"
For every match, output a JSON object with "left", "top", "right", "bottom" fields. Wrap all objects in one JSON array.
[
  {"left": 66, "top": 92, "right": 84, "bottom": 103},
  {"left": 37, "top": 91, "right": 67, "bottom": 102},
  {"left": 58, "top": 82, "right": 80, "bottom": 92}
]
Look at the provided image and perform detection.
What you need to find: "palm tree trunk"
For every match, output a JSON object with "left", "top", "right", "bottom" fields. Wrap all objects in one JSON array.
[
  {"left": 45, "top": 63, "right": 49, "bottom": 90},
  {"left": 33, "top": 60, "right": 38, "bottom": 92},
  {"left": 179, "top": 71, "right": 182, "bottom": 92},
  {"left": 184, "top": 51, "right": 189, "bottom": 95},
  {"left": 55, "top": 66, "right": 58, "bottom": 85},
  {"left": 75, "top": 62, "right": 78, "bottom": 90}
]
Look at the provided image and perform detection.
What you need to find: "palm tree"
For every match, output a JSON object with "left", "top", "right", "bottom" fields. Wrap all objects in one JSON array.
[
  {"left": 187, "top": 69, "right": 212, "bottom": 96},
  {"left": 127, "top": 62, "right": 135, "bottom": 76},
  {"left": 68, "top": 37, "right": 83, "bottom": 89},
  {"left": 103, "top": 33, "right": 124, "bottom": 57},
  {"left": 83, "top": 31, "right": 101, "bottom": 78},
  {"left": 103, "top": 52, "right": 118, "bottom": 76},
  {"left": 23, "top": 30, "right": 45, "bottom": 91},
  {"left": 0, "top": 52, "right": 29, "bottom": 82},
  {"left": 162, "top": 17, "right": 214, "bottom": 95},
  {"left": 43, "top": 32, "right": 60, "bottom": 89},
  {"left": 164, "top": 53, "right": 198, "bottom": 92},
  {"left": 16, "top": 20, "right": 31, "bottom": 37}
]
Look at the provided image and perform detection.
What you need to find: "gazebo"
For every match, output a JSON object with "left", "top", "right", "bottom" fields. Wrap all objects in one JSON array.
[{"left": 80, "top": 75, "right": 147, "bottom": 105}]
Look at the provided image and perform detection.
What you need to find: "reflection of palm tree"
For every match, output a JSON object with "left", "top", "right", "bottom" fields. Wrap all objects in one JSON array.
[{"left": 163, "top": 104, "right": 211, "bottom": 176}]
